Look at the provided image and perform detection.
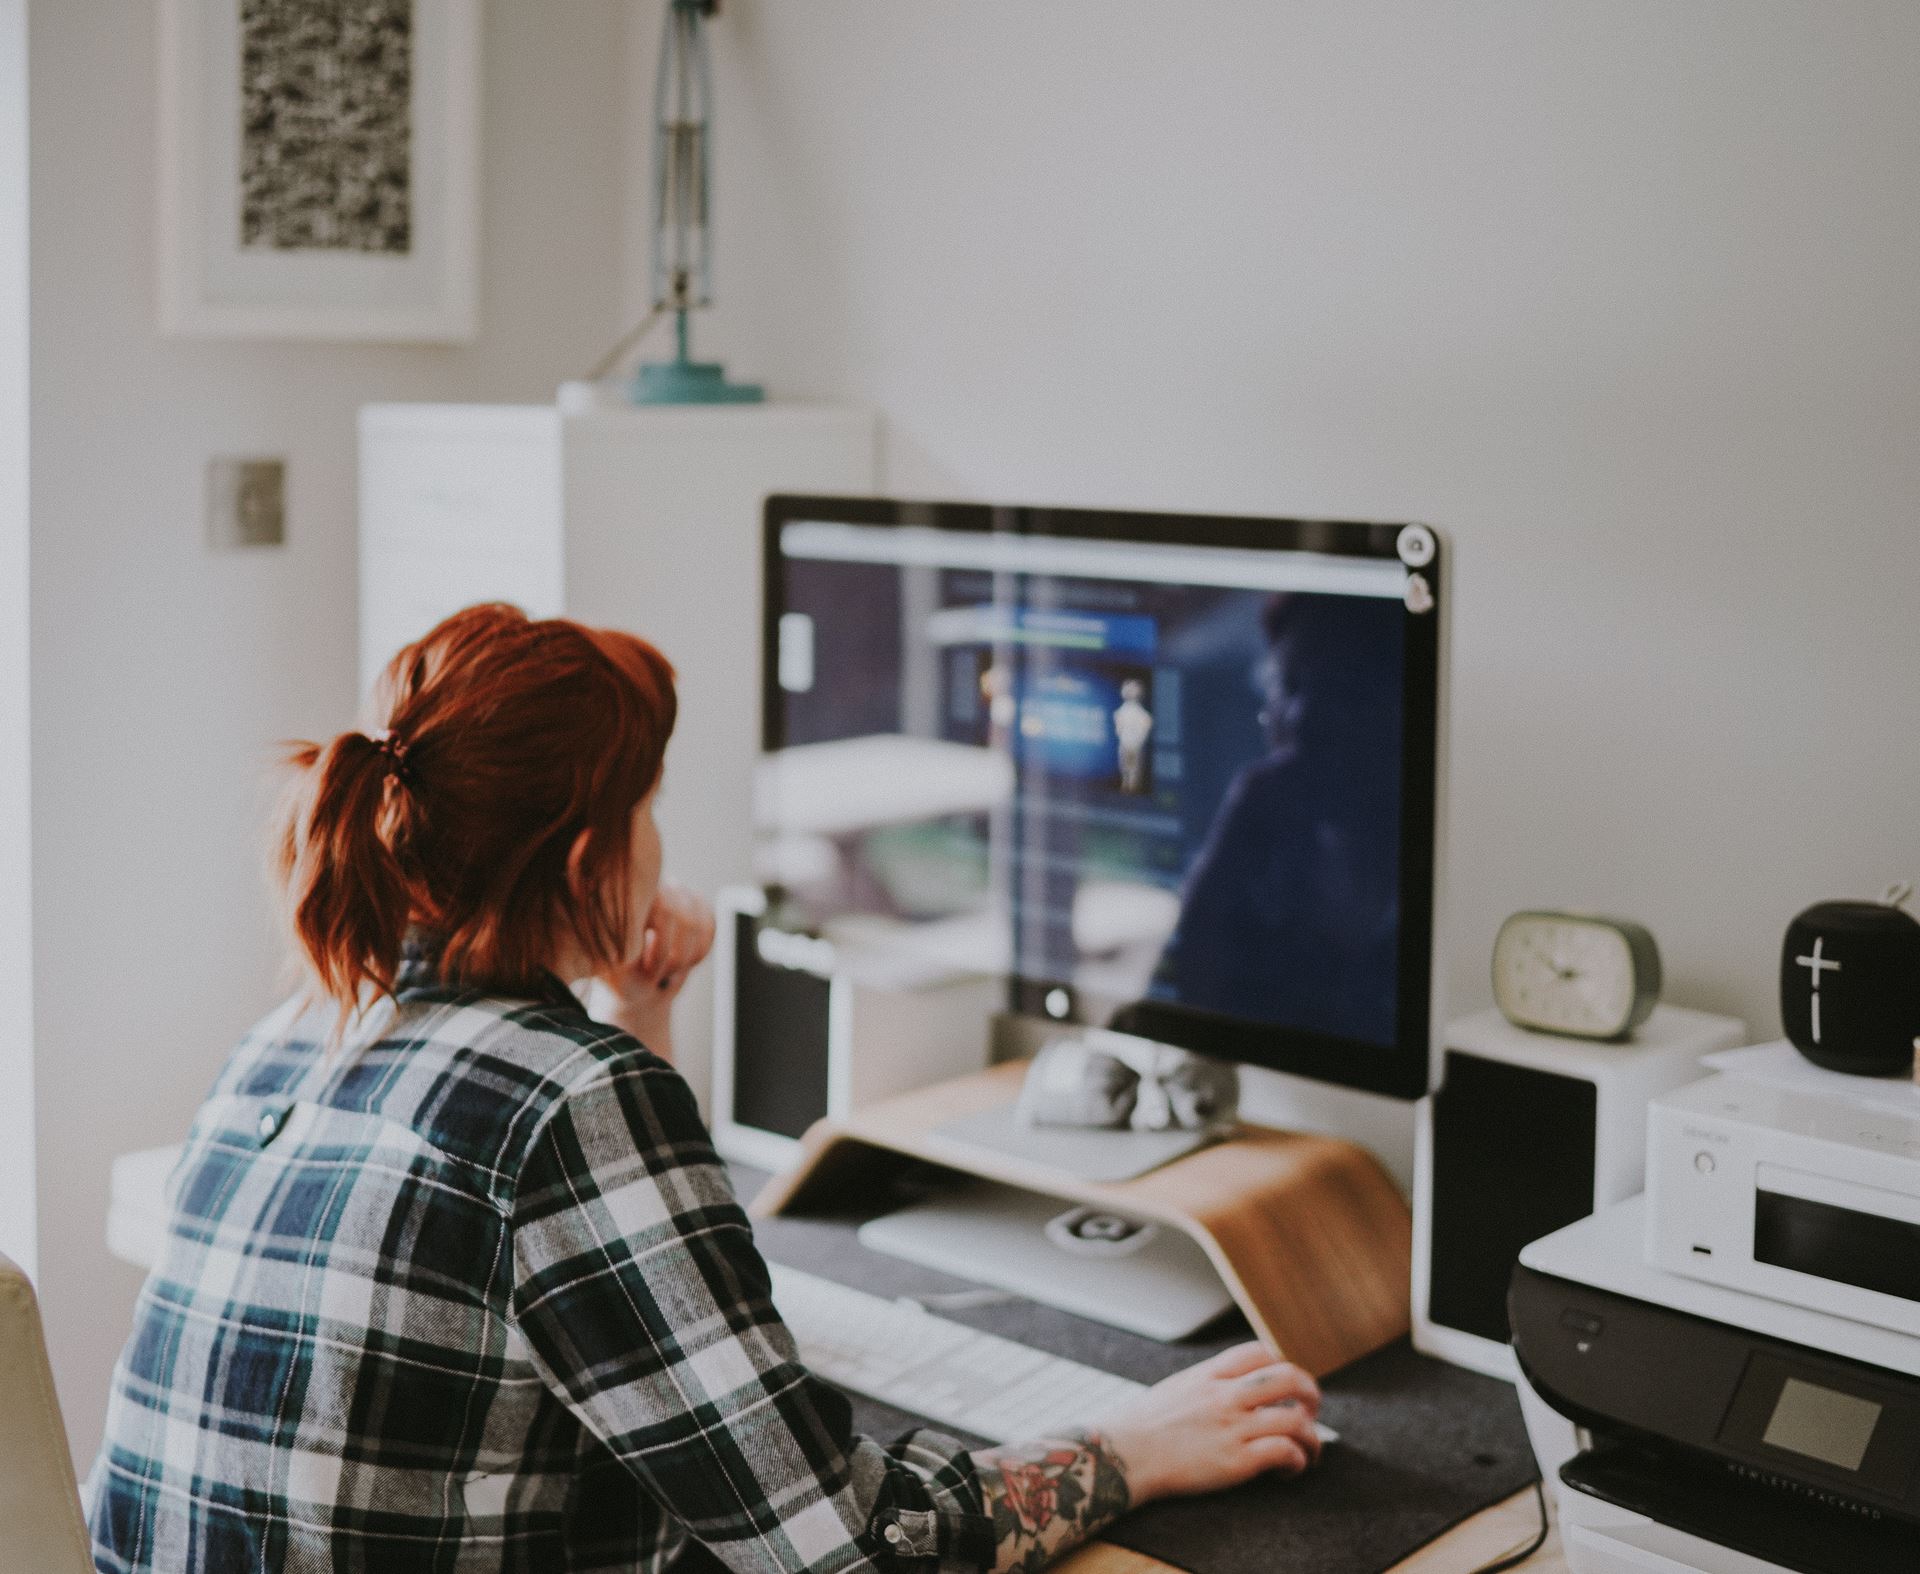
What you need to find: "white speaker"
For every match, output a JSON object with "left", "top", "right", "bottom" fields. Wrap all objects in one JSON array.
[
  {"left": 711, "top": 886, "right": 1000, "bottom": 1171},
  {"left": 1412, "top": 1004, "right": 1745, "bottom": 1379}
]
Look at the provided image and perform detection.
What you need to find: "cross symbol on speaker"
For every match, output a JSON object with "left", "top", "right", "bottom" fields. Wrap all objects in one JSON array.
[{"left": 1796, "top": 935, "right": 1842, "bottom": 1043}]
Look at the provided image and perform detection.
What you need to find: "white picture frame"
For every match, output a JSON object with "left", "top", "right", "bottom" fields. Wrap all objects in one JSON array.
[{"left": 157, "top": 0, "right": 480, "bottom": 343}]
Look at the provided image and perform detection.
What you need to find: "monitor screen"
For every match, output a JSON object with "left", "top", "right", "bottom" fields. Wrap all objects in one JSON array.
[{"left": 758, "top": 497, "right": 1442, "bottom": 1099}]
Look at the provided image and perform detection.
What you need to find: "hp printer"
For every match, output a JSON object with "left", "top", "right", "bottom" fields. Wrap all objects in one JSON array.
[{"left": 1512, "top": 1194, "right": 1920, "bottom": 1574}]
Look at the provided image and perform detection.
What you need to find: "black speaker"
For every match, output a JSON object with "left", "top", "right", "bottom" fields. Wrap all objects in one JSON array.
[
  {"left": 1780, "top": 895, "right": 1920, "bottom": 1077},
  {"left": 1414, "top": 1005, "right": 1743, "bottom": 1377},
  {"left": 720, "top": 904, "right": 834, "bottom": 1161},
  {"left": 1426, "top": 1052, "right": 1596, "bottom": 1350},
  {"left": 710, "top": 887, "right": 998, "bottom": 1170}
]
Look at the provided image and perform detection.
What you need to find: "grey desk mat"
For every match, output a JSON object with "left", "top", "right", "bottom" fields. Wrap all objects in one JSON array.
[{"left": 737, "top": 1165, "right": 1539, "bottom": 1574}]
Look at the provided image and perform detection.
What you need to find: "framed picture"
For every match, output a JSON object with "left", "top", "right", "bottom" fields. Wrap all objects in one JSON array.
[{"left": 158, "top": 0, "right": 480, "bottom": 342}]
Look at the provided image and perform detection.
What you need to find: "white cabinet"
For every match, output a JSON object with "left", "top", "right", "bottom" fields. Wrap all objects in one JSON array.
[{"left": 358, "top": 401, "right": 879, "bottom": 1100}]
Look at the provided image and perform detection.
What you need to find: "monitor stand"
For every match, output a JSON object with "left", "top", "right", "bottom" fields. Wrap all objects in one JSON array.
[
  {"left": 856, "top": 1177, "right": 1237, "bottom": 1340},
  {"left": 932, "top": 1099, "right": 1217, "bottom": 1184},
  {"left": 749, "top": 1059, "right": 1413, "bottom": 1377},
  {"left": 928, "top": 1027, "right": 1237, "bottom": 1183}
]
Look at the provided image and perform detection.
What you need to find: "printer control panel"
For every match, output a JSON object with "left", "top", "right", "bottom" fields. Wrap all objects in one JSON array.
[{"left": 1717, "top": 1349, "right": 1920, "bottom": 1503}]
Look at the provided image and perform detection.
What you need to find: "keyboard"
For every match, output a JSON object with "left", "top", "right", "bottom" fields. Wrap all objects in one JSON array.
[{"left": 768, "top": 1262, "right": 1336, "bottom": 1448}]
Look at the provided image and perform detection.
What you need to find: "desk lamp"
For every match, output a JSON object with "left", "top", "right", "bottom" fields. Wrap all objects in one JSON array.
[{"left": 628, "top": 0, "right": 761, "bottom": 405}]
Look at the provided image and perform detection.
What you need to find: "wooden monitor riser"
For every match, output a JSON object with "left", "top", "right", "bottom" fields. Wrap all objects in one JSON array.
[{"left": 750, "top": 1060, "right": 1413, "bottom": 1379}]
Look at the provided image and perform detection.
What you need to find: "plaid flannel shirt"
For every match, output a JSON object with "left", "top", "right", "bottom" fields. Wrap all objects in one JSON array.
[{"left": 87, "top": 948, "right": 996, "bottom": 1573}]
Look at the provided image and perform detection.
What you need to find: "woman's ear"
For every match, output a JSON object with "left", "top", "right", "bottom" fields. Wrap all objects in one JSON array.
[
  {"left": 554, "top": 827, "right": 603, "bottom": 976},
  {"left": 561, "top": 826, "right": 637, "bottom": 975},
  {"left": 565, "top": 826, "right": 593, "bottom": 894}
]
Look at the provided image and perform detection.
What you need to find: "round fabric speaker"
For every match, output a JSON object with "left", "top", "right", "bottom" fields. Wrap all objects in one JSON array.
[{"left": 1779, "top": 895, "right": 1920, "bottom": 1076}]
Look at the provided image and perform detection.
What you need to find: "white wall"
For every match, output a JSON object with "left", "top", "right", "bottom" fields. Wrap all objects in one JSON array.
[
  {"left": 29, "top": 0, "right": 633, "bottom": 1463},
  {"left": 0, "top": 0, "right": 31, "bottom": 1279},
  {"left": 677, "top": 0, "right": 1920, "bottom": 1174},
  {"left": 25, "top": 0, "right": 1920, "bottom": 1463}
]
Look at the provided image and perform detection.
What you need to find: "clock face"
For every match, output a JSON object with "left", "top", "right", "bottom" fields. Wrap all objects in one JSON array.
[{"left": 1492, "top": 913, "right": 1657, "bottom": 1040}]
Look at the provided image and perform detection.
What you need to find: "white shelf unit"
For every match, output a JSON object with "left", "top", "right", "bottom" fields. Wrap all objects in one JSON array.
[{"left": 358, "top": 401, "right": 879, "bottom": 1102}]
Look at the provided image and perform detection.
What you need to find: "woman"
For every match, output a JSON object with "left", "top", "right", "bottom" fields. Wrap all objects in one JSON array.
[{"left": 88, "top": 603, "right": 1322, "bottom": 1574}]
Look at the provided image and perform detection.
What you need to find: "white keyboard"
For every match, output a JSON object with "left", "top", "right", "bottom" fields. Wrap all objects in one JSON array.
[{"left": 769, "top": 1263, "right": 1335, "bottom": 1447}]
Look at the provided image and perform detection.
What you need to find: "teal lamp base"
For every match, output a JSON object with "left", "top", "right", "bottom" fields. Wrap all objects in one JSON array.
[
  {"left": 629, "top": 358, "right": 764, "bottom": 404},
  {"left": 628, "top": 310, "right": 762, "bottom": 404}
]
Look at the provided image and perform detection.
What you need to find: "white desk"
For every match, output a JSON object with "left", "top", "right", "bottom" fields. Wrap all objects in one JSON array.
[{"left": 105, "top": 1144, "right": 177, "bottom": 1272}]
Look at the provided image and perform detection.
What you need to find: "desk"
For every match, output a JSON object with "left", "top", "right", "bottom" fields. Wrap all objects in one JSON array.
[
  {"left": 107, "top": 1144, "right": 1565, "bottom": 1572},
  {"left": 1057, "top": 1487, "right": 1565, "bottom": 1573}
]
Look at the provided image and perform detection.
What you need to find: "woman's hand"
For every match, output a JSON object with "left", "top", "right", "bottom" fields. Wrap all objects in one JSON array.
[
  {"left": 629, "top": 881, "right": 717, "bottom": 1003},
  {"left": 975, "top": 1344, "right": 1320, "bottom": 1574},
  {"left": 1099, "top": 1342, "right": 1322, "bottom": 1504},
  {"left": 595, "top": 882, "right": 717, "bottom": 1057}
]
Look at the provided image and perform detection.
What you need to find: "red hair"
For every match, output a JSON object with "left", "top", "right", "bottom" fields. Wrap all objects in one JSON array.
[{"left": 274, "top": 603, "right": 677, "bottom": 1016}]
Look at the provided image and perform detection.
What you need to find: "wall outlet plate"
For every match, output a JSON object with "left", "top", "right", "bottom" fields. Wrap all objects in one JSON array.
[{"left": 207, "top": 457, "right": 285, "bottom": 548}]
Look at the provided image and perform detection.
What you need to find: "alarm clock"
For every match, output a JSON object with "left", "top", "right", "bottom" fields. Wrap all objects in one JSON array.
[
  {"left": 1779, "top": 886, "right": 1920, "bottom": 1076},
  {"left": 1491, "top": 910, "right": 1663, "bottom": 1041}
]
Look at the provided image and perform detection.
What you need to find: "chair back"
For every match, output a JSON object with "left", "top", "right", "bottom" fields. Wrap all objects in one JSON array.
[{"left": 0, "top": 1252, "right": 93, "bottom": 1574}]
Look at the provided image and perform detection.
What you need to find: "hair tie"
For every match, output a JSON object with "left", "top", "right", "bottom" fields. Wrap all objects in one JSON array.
[{"left": 369, "top": 729, "right": 413, "bottom": 786}]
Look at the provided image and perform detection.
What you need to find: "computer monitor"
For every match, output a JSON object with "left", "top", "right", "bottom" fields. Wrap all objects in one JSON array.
[{"left": 757, "top": 496, "right": 1445, "bottom": 1103}]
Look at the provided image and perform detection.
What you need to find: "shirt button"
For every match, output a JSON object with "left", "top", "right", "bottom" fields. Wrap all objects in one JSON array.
[
  {"left": 883, "top": 1524, "right": 907, "bottom": 1546},
  {"left": 258, "top": 1106, "right": 286, "bottom": 1145}
]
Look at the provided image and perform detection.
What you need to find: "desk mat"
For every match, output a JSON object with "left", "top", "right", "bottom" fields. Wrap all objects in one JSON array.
[{"left": 738, "top": 1165, "right": 1539, "bottom": 1574}]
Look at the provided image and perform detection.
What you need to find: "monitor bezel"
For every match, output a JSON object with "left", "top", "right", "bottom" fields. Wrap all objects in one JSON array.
[{"left": 761, "top": 494, "right": 1443, "bottom": 1101}]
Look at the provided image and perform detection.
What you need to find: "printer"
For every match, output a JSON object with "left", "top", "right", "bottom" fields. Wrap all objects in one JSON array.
[
  {"left": 1513, "top": 1194, "right": 1920, "bottom": 1573},
  {"left": 1512, "top": 1037, "right": 1920, "bottom": 1574}
]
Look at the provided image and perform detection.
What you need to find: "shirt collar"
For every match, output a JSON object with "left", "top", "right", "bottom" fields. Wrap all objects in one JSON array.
[{"left": 393, "top": 927, "right": 580, "bottom": 1010}]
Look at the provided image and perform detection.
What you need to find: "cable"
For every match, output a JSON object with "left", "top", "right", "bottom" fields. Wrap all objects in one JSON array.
[
  {"left": 580, "top": 302, "right": 669, "bottom": 384},
  {"left": 1467, "top": 1477, "right": 1550, "bottom": 1574}
]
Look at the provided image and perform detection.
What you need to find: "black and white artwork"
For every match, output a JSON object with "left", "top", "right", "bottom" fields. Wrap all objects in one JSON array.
[
  {"left": 240, "top": 0, "right": 413, "bottom": 254},
  {"left": 160, "top": 0, "right": 476, "bottom": 341}
]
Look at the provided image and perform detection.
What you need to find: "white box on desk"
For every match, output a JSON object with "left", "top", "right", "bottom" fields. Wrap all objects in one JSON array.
[
  {"left": 1413, "top": 1003, "right": 1746, "bottom": 1379},
  {"left": 1648, "top": 1044, "right": 1920, "bottom": 1337}
]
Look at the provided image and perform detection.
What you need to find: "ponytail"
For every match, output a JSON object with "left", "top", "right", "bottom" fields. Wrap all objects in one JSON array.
[
  {"left": 271, "top": 603, "right": 677, "bottom": 1026},
  {"left": 274, "top": 731, "right": 418, "bottom": 1024}
]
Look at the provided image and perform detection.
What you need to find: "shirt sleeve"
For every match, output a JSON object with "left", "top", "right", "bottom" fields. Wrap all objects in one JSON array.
[{"left": 509, "top": 1048, "right": 996, "bottom": 1574}]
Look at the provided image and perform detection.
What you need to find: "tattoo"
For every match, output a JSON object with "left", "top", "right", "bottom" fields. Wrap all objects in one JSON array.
[{"left": 978, "top": 1428, "right": 1132, "bottom": 1574}]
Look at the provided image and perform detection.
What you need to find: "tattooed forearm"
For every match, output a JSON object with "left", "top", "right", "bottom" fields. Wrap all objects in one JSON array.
[{"left": 977, "top": 1429, "right": 1132, "bottom": 1574}]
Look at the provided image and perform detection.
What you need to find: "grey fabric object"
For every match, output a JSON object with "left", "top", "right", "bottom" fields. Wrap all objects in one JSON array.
[{"left": 739, "top": 1165, "right": 1539, "bottom": 1574}]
